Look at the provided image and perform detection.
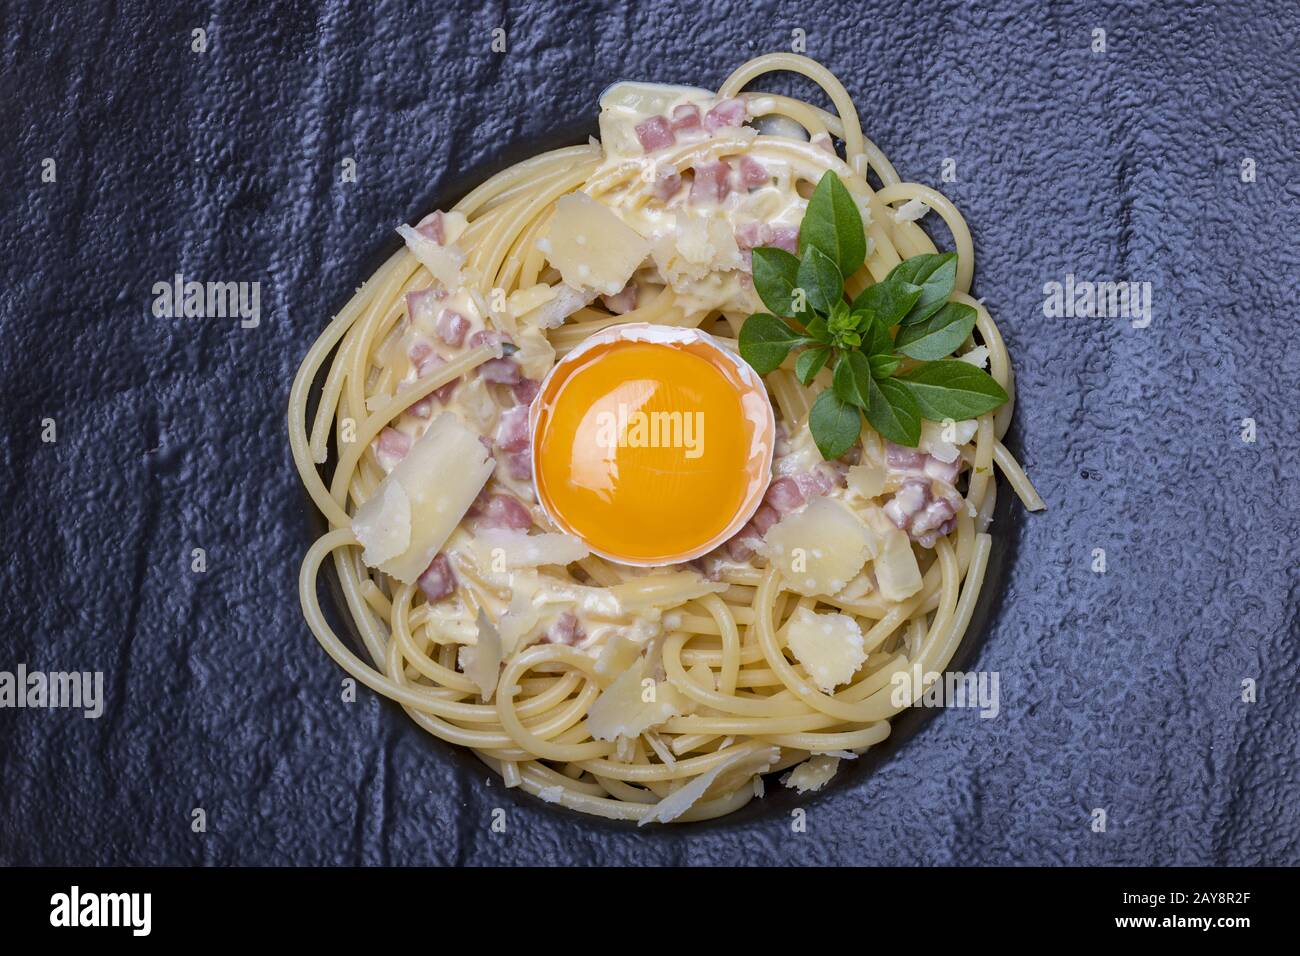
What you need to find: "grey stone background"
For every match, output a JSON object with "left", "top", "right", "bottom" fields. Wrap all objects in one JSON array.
[{"left": 0, "top": 0, "right": 1296, "bottom": 864}]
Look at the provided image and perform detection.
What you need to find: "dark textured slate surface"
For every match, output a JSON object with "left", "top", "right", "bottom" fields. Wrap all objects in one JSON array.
[{"left": 1, "top": 0, "right": 1297, "bottom": 866}]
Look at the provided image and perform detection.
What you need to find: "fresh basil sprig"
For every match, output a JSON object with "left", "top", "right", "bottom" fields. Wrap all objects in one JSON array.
[{"left": 738, "top": 170, "right": 1008, "bottom": 457}]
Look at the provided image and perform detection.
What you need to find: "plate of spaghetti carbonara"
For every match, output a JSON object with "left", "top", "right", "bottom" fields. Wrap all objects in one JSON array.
[{"left": 289, "top": 53, "right": 1044, "bottom": 824}]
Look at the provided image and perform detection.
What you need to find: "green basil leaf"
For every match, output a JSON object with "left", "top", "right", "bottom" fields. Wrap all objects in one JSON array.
[
  {"left": 808, "top": 388, "right": 862, "bottom": 460},
  {"left": 890, "top": 253, "right": 958, "bottom": 326},
  {"left": 795, "top": 346, "right": 831, "bottom": 385},
  {"left": 802, "top": 314, "right": 831, "bottom": 343},
  {"left": 866, "top": 376, "right": 923, "bottom": 447},
  {"left": 738, "top": 313, "right": 805, "bottom": 375},
  {"left": 825, "top": 300, "right": 861, "bottom": 348},
  {"left": 860, "top": 314, "right": 894, "bottom": 359},
  {"left": 795, "top": 245, "right": 844, "bottom": 316},
  {"left": 751, "top": 247, "right": 802, "bottom": 318},
  {"left": 894, "top": 302, "right": 978, "bottom": 360},
  {"left": 897, "top": 360, "right": 1009, "bottom": 419},
  {"left": 869, "top": 353, "right": 902, "bottom": 379},
  {"left": 799, "top": 171, "right": 867, "bottom": 279},
  {"left": 851, "top": 276, "right": 922, "bottom": 327},
  {"left": 832, "top": 350, "right": 873, "bottom": 410}
]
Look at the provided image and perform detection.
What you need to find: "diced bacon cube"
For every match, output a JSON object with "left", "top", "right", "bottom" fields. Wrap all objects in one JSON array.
[
  {"left": 690, "top": 160, "right": 731, "bottom": 203},
  {"left": 504, "top": 447, "right": 532, "bottom": 481},
  {"left": 653, "top": 165, "right": 683, "bottom": 201},
  {"left": 406, "top": 288, "right": 440, "bottom": 324},
  {"left": 375, "top": 427, "right": 411, "bottom": 465},
  {"left": 704, "top": 97, "right": 747, "bottom": 132},
  {"left": 912, "top": 497, "right": 958, "bottom": 540},
  {"left": 417, "top": 553, "right": 456, "bottom": 602},
  {"left": 735, "top": 221, "right": 769, "bottom": 250},
  {"left": 768, "top": 225, "right": 799, "bottom": 254},
  {"left": 670, "top": 103, "right": 701, "bottom": 131},
  {"left": 409, "top": 341, "right": 443, "bottom": 378},
  {"left": 883, "top": 477, "right": 962, "bottom": 548},
  {"left": 470, "top": 329, "right": 510, "bottom": 351},
  {"left": 635, "top": 115, "right": 675, "bottom": 152},
  {"left": 477, "top": 494, "right": 532, "bottom": 531},
  {"left": 764, "top": 476, "right": 806, "bottom": 513},
  {"left": 750, "top": 504, "right": 781, "bottom": 534},
  {"left": 494, "top": 405, "right": 530, "bottom": 452},
  {"left": 432, "top": 378, "right": 459, "bottom": 403},
  {"left": 725, "top": 527, "right": 760, "bottom": 562},
  {"left": 544, "top": 611, "right": 584, "bottom": 646},
  {"left": 479, "top": 357, "right": 522, "bottom": 385},
  {"left": 602, "top": 283, "right": 638, "bottom": 315},
  {"left": 793, "top": 467, "right": 838, "bottom": 498},
  {"left": 924, "top": 456, "right": 960, "bottom": 486},
  {"left": 410, "top": 342, "right": 461, "bottom": 397},
  {"left": 690, "top": 555, "right": 723, "bottom": 582},
  {"left": 435, "top": 309, "right": 469, "bottom": 347},
  {"left": 409, "top": 338, "right": 432, "bottom": 367},
  {"left": 738, "top": 155, "right": 769, "bottom": 188},
  {"left": 407, "top": 396, "right": 433, "bottom": 418},
  {"left": 884, "top": 480, "right": 929, "bottom": 531},
  {"left": 513, "top": 378, "right": 541, "bottom": 405},
  {"left": 414, "top": 211, "right": 445, "bottom": 244},
  {"left": 886, "top": 441, "right": 929, "bottom": 471}
]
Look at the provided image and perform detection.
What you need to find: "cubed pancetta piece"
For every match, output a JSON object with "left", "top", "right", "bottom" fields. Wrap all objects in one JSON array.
[
  {"left": 690, "top": 160, "right": 731, "bottom": 203},
  {"left": 503, "top": 447, "right": 532, "bottom": 481},
  {"left": 602, "top": 283, "right": 638, "bottom": 315},
  {"left": 704, "top": 97, "right": 747, "bottom": 132},
  {"left": 750, "top": 504, "right": 781, "bottom": 534},
  {"left": 479, "top": 357, "right": 522, "bottom": 385},
  {"left": 764, "top": 476, "right": 806, "bottom": 513},
  {"left": 767, "top": 224, "right": 799, "bottom": 254},
  {"left": 737, "top": 155, "right": 769, "bottom": 188},
  {"left": 417, "top": 553, "right": 456, "bottom": 602},
  {"left": 414, "top": 211, "right": 446, "bottom": 244},
  {"left": 375, "top": 427, "right": 411, "bottom": 467},
  {"left": 653, "top": 165, "right": 683, "bottom": 200},
  {"left": 476, "top": 494, "right": 533, "bottom": 531},
  {"left": 635, "top": 116, "right": 675, "bottom": 152},
  {"left": 883, "top": 478, "right": 961, "bottom": 548},
  {"left": 494, "top": 405, "right": 530, "bottom": 452},
  {"left": 544, "top": 611, "right": 584, "bottom": 646},
  {"left": 435, "top": 309, "right": 469, "bottom": 347},
  {"left": 670, "top": 104, "right": 701, "bottom": 132},
  {"left": 513, "top": 378, "right": 541, "bottom": 405}
]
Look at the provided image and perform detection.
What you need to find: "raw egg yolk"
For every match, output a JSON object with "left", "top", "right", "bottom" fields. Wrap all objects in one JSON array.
[{"left": 533, "top": 338, "right": 769, "bottom": 564}]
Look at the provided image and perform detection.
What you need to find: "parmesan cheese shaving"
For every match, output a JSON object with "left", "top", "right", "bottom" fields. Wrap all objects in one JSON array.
[
  {"left": 638, "top": 747, "right": 779, "bottom": 826},
  {"left": 472, "top": 529, "right": 590, "bottom": 568},
  {"left": 585, "top": 658, "right": 691, "bottom": 742},
  {"left": 352, "top": 413, "right": 495, "bottom": 584},
  {"left": 594, "top": 633, "right": 644, "bottom": 687},
  {"left": 919, "top": 419, "right": 978, "bottom": 464},
  {"left": 545, "top": 193, "right": 650, "bottom": 296},
  {"left": 763, "top": 497, "right": 872, "bottom": 597},
  {"left": 351, "top": 479, "right": 411, "bottom": 567},
  {"left": 608, "top": 572, "right": 727, "bottom": 610},
  {"left": 459, "top": 610, "right": 503, "bottom": 702},
  {"left": 865, "top": 510, "right": 923, "bottom": 602},
  {"left": 516, "top": 283, "right": 596, "bottom": 330},
  {"left": 782, "top": 755, "right": 841, "bottom": 793},
  {"left": 782, "top": 606, "right": 867, "bottom": 693},
  {"left": 396, "top": 224, "right": 465, "bottom": 289}
]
